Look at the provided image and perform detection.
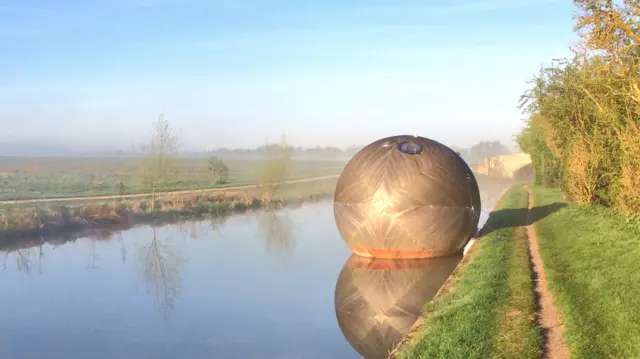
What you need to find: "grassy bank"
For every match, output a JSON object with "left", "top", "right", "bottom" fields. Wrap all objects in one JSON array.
[
  {"left": 531, "top": 186, "right": 640, "bottom": 358},
  {"left": 394, "top": 185, "right": 542, "bottom": 359},
  {"left": 0, "top": 177, "right": 337, "bottom": 242}
]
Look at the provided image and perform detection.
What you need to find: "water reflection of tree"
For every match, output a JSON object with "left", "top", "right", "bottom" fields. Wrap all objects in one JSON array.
[
  {"left": 178, "top": 220, "right": 211, "bottom": 240},
  {"left": 137, "top": 228, "right": 187, "bottom": 319},
  {"left": 2, "top": 246, "right": 43, "bottom": 274},
  {"left": 37, "top": 245, "right": 44, "bottom": 273},
  {"left": 208, "top": 216, "right": 227, "bottom": 232},
  {"left": 87, "top": 237, "right": 102, "bottom": 270},
  {"left": 258, "top": 210, "right": 296, "bottom": 256},
  {"left": 118, "top": 233, "right": 127, "bottom": 264},
  {"left": 177, "top": 216, "right": 228, "bottom": 241}
]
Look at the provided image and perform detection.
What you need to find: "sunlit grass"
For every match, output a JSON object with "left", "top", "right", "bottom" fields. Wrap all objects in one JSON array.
[
  {"left": 395, "top": 185, "right": 542, "bottom": 359},
  {"left": 531, "top": 186, "right": 640, "bottom": 358}
]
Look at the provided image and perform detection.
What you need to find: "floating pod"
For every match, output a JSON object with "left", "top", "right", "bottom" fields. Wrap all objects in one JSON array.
[
  {"left": 334, "top": 253, "right": 462, "bottom": 359},
  {"left": 334, "top": 135, "right": 481, "bottom": 259}
]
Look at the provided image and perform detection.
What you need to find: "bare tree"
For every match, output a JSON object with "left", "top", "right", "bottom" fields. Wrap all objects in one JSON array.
[
  {"left": 258, "top": 133, "right": 293, "bottom": 204},
  {"left": 141, "top": 111, "right": 179, "bottom": 211}
]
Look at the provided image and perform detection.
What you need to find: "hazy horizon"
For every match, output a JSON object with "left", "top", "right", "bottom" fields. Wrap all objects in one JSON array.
[{"left": 1, "top": 0, "right": 576, "bottom": 153}]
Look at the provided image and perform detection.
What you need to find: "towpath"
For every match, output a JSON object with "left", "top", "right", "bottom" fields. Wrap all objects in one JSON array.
[{"left": 523, "top": 185, "right": 569, "bottom": 359}]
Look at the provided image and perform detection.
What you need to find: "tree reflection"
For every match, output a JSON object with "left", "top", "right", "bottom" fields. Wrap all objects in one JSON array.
[
  {"left": 14, "top": 249, "right": 34, "bottom": 273},
  {"left": 87, "top": 237, "right": 102, "bottom": 270},
  {"left": 137, "top": 227, "right": 187, "bottom": 319},
  {"left": 37, "top": 244, "right": 44, "bottom": 274},
  {"left": 118, "top": 233, "right": 127, "bottom": 265},
  {"left": 208, "top": 216, "right": 227, "bottom": 232},
  {"left": 177, "top": 216, "right": 227, "bottom": 242},
  {"left": 2, "top": 247, "right": 41, "bottom": 274},
  {"left": 258, "top": 210, "right": 296, "bottom": 257},
  {"left": 186, "top": 220, "right": 211, "bottom": 240}
]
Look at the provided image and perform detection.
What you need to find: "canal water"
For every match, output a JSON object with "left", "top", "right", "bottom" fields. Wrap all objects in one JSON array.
[{"left": 0, "top": 177, "right": 510, "bottom": 359}]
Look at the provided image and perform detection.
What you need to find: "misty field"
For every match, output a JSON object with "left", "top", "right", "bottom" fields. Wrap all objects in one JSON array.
[{"left": 0, "top": 156, "right": 347, "bottom": 201}]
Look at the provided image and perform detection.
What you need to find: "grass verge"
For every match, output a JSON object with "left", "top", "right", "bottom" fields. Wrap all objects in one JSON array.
[
  {"left": 394, "top": 185, "right": 542, "bottom": 359},
  {"left": 531, "top": 186, "right": 640, "bottom": 358}
]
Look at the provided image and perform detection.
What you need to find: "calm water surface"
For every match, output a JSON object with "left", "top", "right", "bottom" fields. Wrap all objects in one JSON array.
[{"left": 0, "top": 178, "right": 509, "bottom": 359}]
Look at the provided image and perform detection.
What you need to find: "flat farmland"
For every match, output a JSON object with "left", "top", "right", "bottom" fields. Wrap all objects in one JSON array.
[{"left": 0, "top": 156, "right": 348, "bottom": 201}]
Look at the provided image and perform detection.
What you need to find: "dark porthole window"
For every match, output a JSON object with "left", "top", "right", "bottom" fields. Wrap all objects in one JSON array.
[{"left": 398, "top": 141, "right": 423, "bottom": 155}]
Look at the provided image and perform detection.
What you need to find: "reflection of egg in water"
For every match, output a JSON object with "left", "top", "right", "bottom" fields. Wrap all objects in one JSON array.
[
  {"left": 334, "top": 253, "right": 462, "bottom": 359},
  {"left": 334, "top": 135, "right": 482, "bottom": 259}
]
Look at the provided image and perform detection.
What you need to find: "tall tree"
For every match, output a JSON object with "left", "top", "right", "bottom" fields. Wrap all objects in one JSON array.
[
  {"left": 516, "top": 0, "right": 640, "bottom": 213},
  {"left": 141, "top": 112, "right": 179, "bottom": 210},
  {"left": 207, "top": 156, "right": 230, "bottom": 184},
  {"left": 258, "top": 133, "right": 293, "bottom": 204}
]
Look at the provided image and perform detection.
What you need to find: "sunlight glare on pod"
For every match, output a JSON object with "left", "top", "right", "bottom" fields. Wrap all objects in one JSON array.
[{"left": 333, "top": 135, "right": 482, "bottom": 259}]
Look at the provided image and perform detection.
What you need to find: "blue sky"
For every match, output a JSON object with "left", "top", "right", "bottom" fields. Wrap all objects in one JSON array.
[{"left": 0, "top": 0, "right": 577, "bottom": 152}]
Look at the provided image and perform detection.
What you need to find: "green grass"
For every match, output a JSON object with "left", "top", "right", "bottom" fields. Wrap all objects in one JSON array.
[
  {"left": 396, "top": 185, "right": 542, "bottom": 359},
  {"left": 531, "top": 186, "right": 640, "bottom": 359},
  {"left": 0, "top": 156, "right": 346, "bottom": 200},
  {"left": 270, "top": 177, "right": 338, "bottom": 198},
  {"left": 491, "top": 223, "right": 541, "bottom": 359}
]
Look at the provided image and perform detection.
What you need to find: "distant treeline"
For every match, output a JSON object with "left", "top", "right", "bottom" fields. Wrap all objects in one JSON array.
[
  {"left": 198, "top": 144, "right": 362, "bottom": 158},
  {"left": 20, "top": 144, "right": 360, "bottom": 159},
  {"left": 196, "top": 140, "right": 512, "bottom": 162},
  {"left": 95, "top": 140, "right": 513, "bottom": 162},
  {"left": 0, "top": 139, "right": 512, "bottom": 162}
]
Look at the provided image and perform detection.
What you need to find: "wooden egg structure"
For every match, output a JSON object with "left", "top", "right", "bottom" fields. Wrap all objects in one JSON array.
[
  {"left": 333, "top": 135, "right": 481, "bottom": 259},
  {"left": 334, "top": 254, "right": 462, "bottom": 359}
]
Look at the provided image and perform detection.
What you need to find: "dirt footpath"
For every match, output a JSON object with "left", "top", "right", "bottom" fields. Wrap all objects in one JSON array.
[{"left": 523, "top": 185, "right": 569, "bottom": 359}]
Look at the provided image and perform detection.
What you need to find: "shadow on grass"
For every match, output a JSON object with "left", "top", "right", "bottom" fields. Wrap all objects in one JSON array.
[{"left": 477, "top": 202, "right": 568, "bottom": 238}]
